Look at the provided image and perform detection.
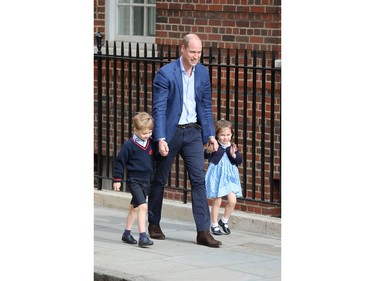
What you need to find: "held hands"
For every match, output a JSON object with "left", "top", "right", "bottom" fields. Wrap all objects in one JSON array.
[
  {"left": 113, "top": 182, "right": 121, "bottom": 191},
  {"left": 207, "top": 137, "right": 219, "bottom": 153},
  {"left": 205, "top": 146, "right": 214, "bottom": 153},
  {"left": 159, "top": 139, "right": 169, "bottom": 157}
]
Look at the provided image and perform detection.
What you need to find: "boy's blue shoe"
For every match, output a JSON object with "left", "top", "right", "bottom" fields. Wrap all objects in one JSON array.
[
  {"left": 121, "top": 234, "right": 137, "bottom": 244},
  {"left": 138, "top": 236, "right": 154, "bottom": 248}
]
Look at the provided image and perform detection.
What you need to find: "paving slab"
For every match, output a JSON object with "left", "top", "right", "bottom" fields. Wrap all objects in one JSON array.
[{"left": 94, "top": 202, "right": 281, "bottom": 281}]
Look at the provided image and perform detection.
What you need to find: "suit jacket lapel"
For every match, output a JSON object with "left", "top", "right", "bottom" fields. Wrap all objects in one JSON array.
[
  {"left": 194, "top": 67, "right": 201, "bottom": 100},
  {"left": 174, "top": 59, "right": 183, "bottom": 105}
]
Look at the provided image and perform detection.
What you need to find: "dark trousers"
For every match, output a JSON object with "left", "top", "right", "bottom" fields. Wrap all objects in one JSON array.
[{"left": 148, "top": 126, "right": 210, "bottom": 232}]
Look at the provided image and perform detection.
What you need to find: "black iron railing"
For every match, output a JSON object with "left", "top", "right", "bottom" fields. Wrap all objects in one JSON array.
[{"left": 94, "top": 33, "right": 281, "bottom": 207}]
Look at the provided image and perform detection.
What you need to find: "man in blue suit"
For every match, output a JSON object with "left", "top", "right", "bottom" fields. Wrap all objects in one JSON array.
[{"left": 148, "top": 34, "right": 222, "bottom": 247}]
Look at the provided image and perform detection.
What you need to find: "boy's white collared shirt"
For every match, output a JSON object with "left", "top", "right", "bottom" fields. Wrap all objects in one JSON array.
[{"left": 133, "top": 134, "right": 147, "bottom": 147}]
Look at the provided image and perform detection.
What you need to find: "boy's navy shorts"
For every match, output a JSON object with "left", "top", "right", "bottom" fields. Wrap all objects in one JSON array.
[{"left": 127, "top": 178, "right": 150, "bottom": 208}]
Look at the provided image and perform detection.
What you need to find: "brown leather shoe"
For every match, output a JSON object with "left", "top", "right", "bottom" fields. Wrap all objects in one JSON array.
[
  {"left": 148, "top": 223, "right": 165, "bottom": 240},
  {"left": 196, "top": 230, "right": 222, "bottom": 248}
]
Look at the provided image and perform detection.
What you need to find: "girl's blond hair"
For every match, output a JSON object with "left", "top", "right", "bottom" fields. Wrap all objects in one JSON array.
[{"left": 215, "top": 119, "right": 234, "bottom": 140}]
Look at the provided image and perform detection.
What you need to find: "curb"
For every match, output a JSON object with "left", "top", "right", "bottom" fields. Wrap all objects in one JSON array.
[{"left": 94, "top": 189, "right": 281, "bottom": 238}]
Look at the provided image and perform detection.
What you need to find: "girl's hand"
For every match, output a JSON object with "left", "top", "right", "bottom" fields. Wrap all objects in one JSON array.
[{"left": 230, "top": 143, "right": 237, "bottom": 158}]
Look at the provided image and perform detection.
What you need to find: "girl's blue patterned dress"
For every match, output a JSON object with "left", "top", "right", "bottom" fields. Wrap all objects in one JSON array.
[{"left": 205, "top": 151, "right": 242, "bottom": 199}]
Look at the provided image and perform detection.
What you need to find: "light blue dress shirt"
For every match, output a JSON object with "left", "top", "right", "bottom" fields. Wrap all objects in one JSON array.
[{"left": 178, "top": 57, "right": 197, "bottom": 125}]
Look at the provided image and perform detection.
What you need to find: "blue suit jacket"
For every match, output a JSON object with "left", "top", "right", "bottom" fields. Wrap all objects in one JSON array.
[{"left": 152, "top": 58, "right": 215, "bottom": 144}]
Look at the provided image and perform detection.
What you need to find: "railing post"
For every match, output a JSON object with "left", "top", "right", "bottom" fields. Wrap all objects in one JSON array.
[
  {"left": 260, "top": 51, "right": 266, "bottom": 201},
  {"left": 270, "top": 51, "right": 276, "bottom": 202},
  {"left": 251, "top": 50, "right": 257, "bottom": 200},
  {"left": 95, "top": 32, "right": 103, "bottom": 190},
  {"left": 242, "top": 49, "right": 248, "bottom": 198},
  {"left": 95, "top": 32, "right": 102, "bottom": 55}
]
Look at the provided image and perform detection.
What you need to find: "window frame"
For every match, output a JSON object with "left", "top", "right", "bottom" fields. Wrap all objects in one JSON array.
[{"left": 106, "top": 0, "right": 156, "bottom": 44}]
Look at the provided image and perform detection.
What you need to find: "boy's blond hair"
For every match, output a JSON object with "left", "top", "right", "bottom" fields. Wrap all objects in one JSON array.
[{"left": 132, "top": 112, "right": 154, "bottom": 130}]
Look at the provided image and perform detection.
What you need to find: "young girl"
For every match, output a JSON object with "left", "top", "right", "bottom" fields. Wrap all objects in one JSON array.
[
  {"left": 205, "top": 119, "right": 243, "bottom": 235},
  {"left": 113, "top": 112, "right": 155, "bottom": 247}
]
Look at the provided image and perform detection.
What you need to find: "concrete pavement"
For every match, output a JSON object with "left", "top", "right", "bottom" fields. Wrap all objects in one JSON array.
[{"left": 94, "top": 189, "right": 281, "bottom": 281}]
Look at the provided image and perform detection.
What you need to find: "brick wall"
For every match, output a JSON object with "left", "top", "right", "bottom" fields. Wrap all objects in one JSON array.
[
  {"left": 93, "top": 0, "right": 281, "bottom": 55},
  {"left": 94, "top": 0, "right": 105, "bottom": 35},
  {"left": 155, "top": 0, "right": 281, "bottom": 53}
]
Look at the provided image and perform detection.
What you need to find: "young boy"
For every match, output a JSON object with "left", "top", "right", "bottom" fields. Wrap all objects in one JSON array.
[{"left": 113, "top": 112, "right": 155, "bottom": 248}]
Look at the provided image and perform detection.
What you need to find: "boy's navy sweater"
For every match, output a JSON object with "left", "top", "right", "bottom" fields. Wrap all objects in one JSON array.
[
  {"left": 204, "top": 145, "right": 242, "bottom": 166},
  {"left": 113, "top": 138, "right": 155, "bottom": 181}
]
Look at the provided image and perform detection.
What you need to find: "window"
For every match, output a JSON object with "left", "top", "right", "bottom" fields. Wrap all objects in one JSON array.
[{"left": 106, "top": 0, "right": 156, "bottom": 44}]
